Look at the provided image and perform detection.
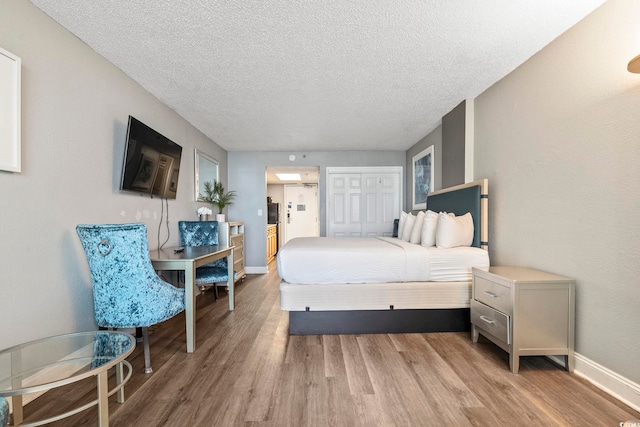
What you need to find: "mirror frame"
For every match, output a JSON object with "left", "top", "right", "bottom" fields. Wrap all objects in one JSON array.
[{"left": 194, "top": 148, "right": 219, "bottom": 201}]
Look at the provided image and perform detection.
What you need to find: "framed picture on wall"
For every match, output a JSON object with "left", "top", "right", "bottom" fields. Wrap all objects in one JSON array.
[
  {"left": 412, "top": 145, "right": 434, "bottom": 210},
  {"left": 0, "top": 47, "right": 21, "bottom": 173}
]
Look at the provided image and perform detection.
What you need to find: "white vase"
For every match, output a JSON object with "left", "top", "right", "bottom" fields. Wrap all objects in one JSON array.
[
  {"left": 199, "top": 214, "right": 210, "bottom": 221},
  {"left": 216, "top": 214, "right": 226, "bottom": 223}
]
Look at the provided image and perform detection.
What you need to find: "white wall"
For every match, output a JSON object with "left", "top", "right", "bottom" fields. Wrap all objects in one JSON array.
[
  {"left": 0, "top": 0, "right": 227, "bottom": 350},
  {"left": 474, "top": 0, "right": 640, "bottom": 384}
]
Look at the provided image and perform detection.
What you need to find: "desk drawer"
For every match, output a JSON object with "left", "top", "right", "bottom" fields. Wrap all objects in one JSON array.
[
  {"left": 474, "top": 276, "right": 511, "bottom": 314},
  {"left": 471, "top": 300, "right": 510, "bottom": 344}
]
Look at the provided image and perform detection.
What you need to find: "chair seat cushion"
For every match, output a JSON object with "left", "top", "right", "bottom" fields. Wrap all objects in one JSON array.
[
  {"left": 195, "top": 266, "right": 237, "bottom": 285},
  {"left": 203, "top": 258, "right": 227, "bottom": 269}
]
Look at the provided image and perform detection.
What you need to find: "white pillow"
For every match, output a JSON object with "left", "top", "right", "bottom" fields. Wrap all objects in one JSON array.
[
  {"left": 420, "top": 210, "right": 439, "bottom": 247},
  {"left": 401, "top": 213, "right": 415, "bottom": 242},
  {"left": 436, "top": 212, "right": 474, "bottom": 248},
  {"left": 397, "top": 211, "right": 408, "bottom": 239},
  {"left": 409, "top": 211, "right": 426, "bottom": 244}
]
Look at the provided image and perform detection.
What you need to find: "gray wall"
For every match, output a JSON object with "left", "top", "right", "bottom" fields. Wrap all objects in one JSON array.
[
  {"left": 474, "top": 0, "right": 640, "bottom": 383},
  {"left": 405, "top": 125, "right": 442, "bottom": 213},
  {"left": 228, "top": 151, "right": 405, "bottom": 269},
  {"left": 0, "top": 0, "right": 227, "bottom": 350},
  {"left": 441, "top": 100, "right": 467, "bottom": 188},
  {"left": 406, "top": 100, "right": 469, "bottom": 214}
]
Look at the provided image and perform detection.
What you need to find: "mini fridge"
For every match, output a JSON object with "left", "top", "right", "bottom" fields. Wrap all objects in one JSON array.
[{"left": 267, "top": 202, "right": 279, "bottom": 225}]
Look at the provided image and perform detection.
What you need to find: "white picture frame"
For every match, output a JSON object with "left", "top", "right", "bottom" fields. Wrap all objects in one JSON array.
[
  {"left": 194, "top": 148, "right": 219, "bottom": 201},
  {"left": 412, "top": 145, "right": 434, "bottom": 210},
  {"left": 0, "top": 47, "right": 21, "bottom": 173}
]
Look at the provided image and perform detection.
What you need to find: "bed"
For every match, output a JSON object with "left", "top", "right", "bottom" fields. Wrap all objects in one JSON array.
[{"left": 278, "top": 179, "right": 489, "bottom": 335}]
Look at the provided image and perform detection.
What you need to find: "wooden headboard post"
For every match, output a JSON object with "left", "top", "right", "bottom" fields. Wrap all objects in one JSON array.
[{"left": 425, "top": 179, "right": 489, "bottom": 250}]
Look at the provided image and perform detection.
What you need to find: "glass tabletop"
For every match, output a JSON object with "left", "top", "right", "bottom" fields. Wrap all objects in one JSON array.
[{"left": 0, "top": 331, "right": 135, "bottom": 396}]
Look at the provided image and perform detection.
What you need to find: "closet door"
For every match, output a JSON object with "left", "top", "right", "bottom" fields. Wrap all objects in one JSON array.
[
  {"left": 327, "top": 167, "right": 402, "bottom": 238},
  {"left": 361, "top": 173, "right": 400, "bottom": 237},
  {"left": 328, "top": 173, "right": 362, "bottom": 237}
]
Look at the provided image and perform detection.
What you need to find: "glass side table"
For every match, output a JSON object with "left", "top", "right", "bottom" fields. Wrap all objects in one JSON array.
[{"left": 0, "top": 331, "right": 135, "bottom": 426}]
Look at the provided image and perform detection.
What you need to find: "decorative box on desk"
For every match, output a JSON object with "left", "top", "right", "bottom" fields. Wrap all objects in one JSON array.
[
  {"left": 471, "top": 266, "right": 575, "bottom": 374},
  {"left": 219, "top": 221, "right": 246, "bottom": 282}
]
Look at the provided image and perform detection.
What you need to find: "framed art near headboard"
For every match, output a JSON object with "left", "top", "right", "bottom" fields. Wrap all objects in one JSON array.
[
  {"left": 412, "top": 145, "right": 434, "bottom": 210},
  {"left": 0, "top": 46, "right": 21, "bottom": 173}
]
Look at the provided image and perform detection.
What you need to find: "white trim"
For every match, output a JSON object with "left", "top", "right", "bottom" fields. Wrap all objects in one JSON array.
[
  {"left": 0, "top": 46, "right": 21, "bottom": 173},
  {"left": 245, "top": 266, "right": 267, "bottom": 274},
  {"left": 325, "top": 166, "right": 403, "bottom": 175},
  {"left": 548, "top": 353, "right": 640, "bottom": 412},
  {"left": 464, "top": 98, "right": 474, "bottom": 183}
]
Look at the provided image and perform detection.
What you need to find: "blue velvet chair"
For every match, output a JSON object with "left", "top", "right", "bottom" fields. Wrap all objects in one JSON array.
[
  {"left": 178, "top": 221, "right": 234, "bottom": 300},
  {"left": 0, "top": 397, "right": 8, "bottom": 427},
  {"left": 76, "top": 223, "right": 185, "bottom": 374}
]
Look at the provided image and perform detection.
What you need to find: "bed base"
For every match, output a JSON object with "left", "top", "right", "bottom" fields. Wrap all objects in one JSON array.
[{"left": 288, "top": 308, "right": 470, "bottom": 335}]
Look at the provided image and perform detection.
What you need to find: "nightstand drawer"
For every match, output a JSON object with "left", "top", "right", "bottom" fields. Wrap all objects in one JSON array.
[
  {"left": 474, "top": 276, "right": 511, "bottom": 314},
  {"left": 471, "top": 300, "right": 510, "bottom": 344}
]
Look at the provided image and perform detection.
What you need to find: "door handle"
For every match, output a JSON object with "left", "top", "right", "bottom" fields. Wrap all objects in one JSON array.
[{"left": 479, "top": 315, "right": 495, "bottom": 325}]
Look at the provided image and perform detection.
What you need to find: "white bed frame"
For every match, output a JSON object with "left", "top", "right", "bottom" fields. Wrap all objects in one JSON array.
[{"left": 280, "top": 179, "right": 489, "bottom": 335}]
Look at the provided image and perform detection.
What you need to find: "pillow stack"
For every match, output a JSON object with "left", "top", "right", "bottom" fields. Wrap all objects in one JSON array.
[{"left": 397, "top": 210, "right": 474, "bottom": 248}]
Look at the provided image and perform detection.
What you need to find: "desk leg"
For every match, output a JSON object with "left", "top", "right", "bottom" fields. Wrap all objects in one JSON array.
[
  {"left": 11, "top": 350, "right": 23, "bottom": 425},
  {"left": 97, "top": 370, "right": 109, "bottom": 427},
  {"left": 185, "top": 264, "right": 196, "bottom": 353},
  {"left": 11, "top": 396, "right": 23, "bottom": 425},
  {"left": 228, "top": 249, "right": 234, "bottom": 311}
]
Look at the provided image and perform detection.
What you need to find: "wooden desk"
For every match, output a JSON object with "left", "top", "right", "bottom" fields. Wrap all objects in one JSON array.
[{"left": 149, "top": 245, "right": 234, "bottom": 353}]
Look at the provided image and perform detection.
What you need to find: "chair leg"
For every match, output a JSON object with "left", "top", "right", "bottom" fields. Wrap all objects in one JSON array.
[
  {"left": 213, "top": 283, "right": 219, "bottom": 301},
  {"left": 142, "top": 327, "right": 153, "bottom": 374}
]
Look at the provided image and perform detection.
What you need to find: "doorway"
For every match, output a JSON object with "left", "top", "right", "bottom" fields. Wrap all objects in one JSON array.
[
  {"left": 266, "top": 166, "right": 320, "bottom": 254},
  {"left": 284, "top": 184, "right": 319, "bottom": 243}
]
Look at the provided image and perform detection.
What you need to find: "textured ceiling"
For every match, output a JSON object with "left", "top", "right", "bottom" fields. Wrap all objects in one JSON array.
[{"left": 29, "top": 0, "right": 606, "bottom": 152}]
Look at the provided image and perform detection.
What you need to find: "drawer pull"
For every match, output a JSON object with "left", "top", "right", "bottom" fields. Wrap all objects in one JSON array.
[
  {"left": 483, "top": 291, "right": 499, "bottom": 298},
  {"left": 479, "top": 315, "right": 496, "bottom": 325}
]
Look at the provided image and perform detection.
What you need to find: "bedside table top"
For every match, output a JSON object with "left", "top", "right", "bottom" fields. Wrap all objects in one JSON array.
[{"left": 473, "top": 266, "right": 574, "bottom": 283}]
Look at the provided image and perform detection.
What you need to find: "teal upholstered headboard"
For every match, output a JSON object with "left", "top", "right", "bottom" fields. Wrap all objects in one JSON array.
[{"left": 425, "top": 179, "right": 489, "bottom": 250}]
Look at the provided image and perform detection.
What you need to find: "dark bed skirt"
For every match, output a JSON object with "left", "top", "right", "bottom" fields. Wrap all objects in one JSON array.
[{"left": 288, "top": 308, "right": 471, "bottom": 335}]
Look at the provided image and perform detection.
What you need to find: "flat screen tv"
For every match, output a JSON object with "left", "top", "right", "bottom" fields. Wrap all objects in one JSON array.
[{"left": 120, "top": 116, "right": 182, "bottom": 199}]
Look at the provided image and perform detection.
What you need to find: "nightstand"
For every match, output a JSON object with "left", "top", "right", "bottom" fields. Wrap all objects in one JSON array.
[{"left": 471, "top": 266, "right": 575, "bottom": 374}]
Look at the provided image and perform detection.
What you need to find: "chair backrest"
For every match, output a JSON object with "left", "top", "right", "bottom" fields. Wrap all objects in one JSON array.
[
  {"left": 178, "top": 221, "right": 219, "bottom": 246},
  {"left": 178, "top": 221, "right": 226, "bottom": 268},
  {"left": 76, "top": 223, "right": 160, "bottom": 325}
]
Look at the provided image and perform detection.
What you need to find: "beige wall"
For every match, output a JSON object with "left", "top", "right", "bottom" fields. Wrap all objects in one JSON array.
[
  {"left": 475, "top": 0, "right": 640, "bottom": 383},
  {"left": 0, "top": 0, "right": 227, "bottom": 349}
]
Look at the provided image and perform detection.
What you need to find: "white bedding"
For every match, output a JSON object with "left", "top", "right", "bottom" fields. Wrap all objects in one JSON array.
[{"left": 277, "top": 236, "right": 489, "bottom": 285}]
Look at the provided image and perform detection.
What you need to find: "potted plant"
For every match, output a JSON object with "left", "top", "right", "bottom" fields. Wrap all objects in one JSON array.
[{"left": 200, "top": 180, "right": 236, "bottom": 222}]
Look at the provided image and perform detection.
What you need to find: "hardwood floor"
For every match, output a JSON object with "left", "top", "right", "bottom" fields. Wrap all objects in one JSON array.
[{"left": 21, "top": 262, "right": 640, "bottom": 426}]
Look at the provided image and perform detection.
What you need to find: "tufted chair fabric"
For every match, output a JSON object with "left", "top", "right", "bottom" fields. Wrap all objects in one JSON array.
[
  {"left": 0, "top": 397, "right": 8, "bottom": 427},
  {"left": 76, "top": 223, "right": 185, "bottom": 373},
  {"left": 178, "top": 221, "right": 234, "bottom": 300}
]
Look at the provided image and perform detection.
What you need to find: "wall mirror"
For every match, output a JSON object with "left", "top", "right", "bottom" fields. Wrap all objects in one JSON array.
[{"left": 194, "top": 148, "right": 219, "bottom": 201}]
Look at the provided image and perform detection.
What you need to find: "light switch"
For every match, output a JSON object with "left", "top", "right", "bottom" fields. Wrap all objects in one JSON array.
[{"left": 258, "top": 209, "right": 263, "bottom": 216}]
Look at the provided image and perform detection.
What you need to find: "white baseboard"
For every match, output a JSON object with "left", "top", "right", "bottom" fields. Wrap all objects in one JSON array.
[
  {"left": 548, "top": 353, "right": 640, "bottom": 412},
  {"left": 245, "top": 266, "right": 268, "bottom": 274}
]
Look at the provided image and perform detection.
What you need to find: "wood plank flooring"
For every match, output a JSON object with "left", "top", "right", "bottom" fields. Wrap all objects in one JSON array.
[{"left": 19, "top": 262, "right": 640, "bottom": 426}]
